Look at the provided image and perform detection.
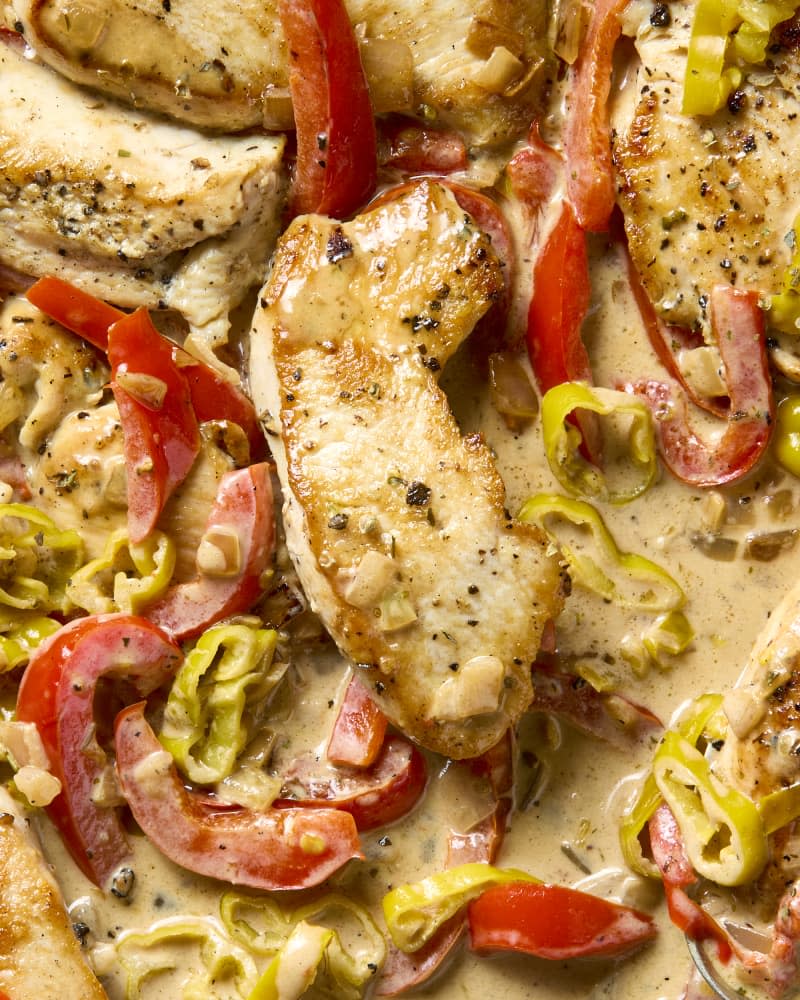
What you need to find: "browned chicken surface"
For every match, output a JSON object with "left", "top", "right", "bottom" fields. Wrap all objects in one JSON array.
[{"left": 249, "top": 181, "right": 566, "bottom": 759}]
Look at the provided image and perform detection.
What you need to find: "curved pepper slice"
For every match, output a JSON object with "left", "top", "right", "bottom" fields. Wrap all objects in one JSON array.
[
  {"left": 16, "top": 614, "right": 183, "bottom": 886},
  {"left": 116, "top": 916, "right": 257, "bottom": 1000},
  {"left": 66, "top": 528, "right": 175, "bottom": 616},
  {"left": 159, "top": 623, "right": 280, "bottom": 785},
  {"left": 652, "top": 730, "right": 769, "bottom": 886},
  {"left": 383, "top": 863, "right": 540, "bottom": 954},
  {"left": 563, "top": 0, "right": 629, "bottom": 231},
  {"left": 619, "top": 692, "right": 724, "bottom": 877},
  {"left": 628, "top": 286, "right": 774, "bottom": 487},
  {"left": 467, "top": 881, "right": 657, "bottom": 960},
  {"left": 115, "top": 701, "right": 363, "bottom": 891},
  {"left": 108, "top": 308, "right": 201, "bottom": 543},
  {"left": 0, "top": 502, "right": 83, "bottom": 613},
  {"left": 143, "top": 462, "right": 275, "bottom": 641},
  {"left": 519, "top": 494, "right": 685, "bottom": 611},
  {"left": 540, "top": 383, "right": 657, "bottom": 503},
  {"left": 279, "top": 0, "right": 377, "bottom": 218}
]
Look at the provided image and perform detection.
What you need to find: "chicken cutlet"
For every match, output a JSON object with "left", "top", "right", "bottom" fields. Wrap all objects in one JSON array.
[
  {"left": 249, "top": 181, "right": 566, "bottom": 759},
  {"left": 11, "top": 0, "right": 552, "bottom": 147},
  {"left": 0, "top": 39, "right": 285, "bottom": 362},
  {"left": 612, "top": 0, "right": 800, "bottom": 336}
]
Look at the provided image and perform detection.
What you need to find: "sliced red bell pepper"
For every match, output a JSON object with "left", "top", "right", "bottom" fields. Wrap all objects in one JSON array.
[
  {"left": 616, "top": 223, "right": 728, "bottom": 418},
  {"left": 143, "top": 462, "right": 274, "bottom": 641},
  {"left": 280, "top": 734, "right": 426, "bottom": 831},
  {"left": 563, "top": 0, "right": 629, "bottom": 232},
  {"left": 531, "top": 662, "right": 662, "bottom": 749},
  {"left": 628, "top": 286, "right": 774, "bottom": 487},
  {"left": 379, "top": 733, "right": 513, "bottom": 995},
  {"left": 26, "top": 274, "right": 123, "bottom": 351},
  {"left": 108, "top": 308, "right": 201, "bottom": 543},
  {"left": 526, "top": 200, "right": 602, "bottom": 462},
  {"left": 378, "top": 116, "right": 468, "bottom": 174},
  {"left": 376, "top": 914, "right": 464, "bottom": 997},
  {"left": 279, "top": 0, "right": 377, "bottom": 218},
  {"left": 506, "top": 123, "right": 563, "bottom": 215},
  {"left": 649, "top": 802, "right": 732, "bottom": 962},
  {"left": 26, "top": 275, "right": 266, "bottom": 461},
  {"left": 467, "top": 881, "right": 658, "bottom": 959},
  {"left": 115, "top": 701, "right": 362, "bottom": 890},
  {"left": 16, "top": 614, "right": 183, "bottom": 886},
  {"left": 327, "top": 675, "right": 388, "bottom": 768}
]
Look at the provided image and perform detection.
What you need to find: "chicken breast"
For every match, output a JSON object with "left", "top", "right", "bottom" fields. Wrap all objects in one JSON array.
[
  {"left": 0, "top": 787, "right": 108, "bottom": 998},
  {"left": 0, "top": 40, "right": 285, "bottom": 362},
  {"left": 716, "top": 579, "right": 800, "bottom": 800},
  {"left": 249, "top": 181, "right": 566, "bottom": 759},
  {"left": 12, "top": 0, "right": 552, "bottom": 147},
  {"left": 611, "top": 0, "right": 800, "bottom": 335}
]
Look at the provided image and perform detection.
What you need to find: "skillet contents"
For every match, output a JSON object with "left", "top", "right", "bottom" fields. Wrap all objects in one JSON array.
[{"left": 2, "top": 0, "right": 800, "bottom": 997}]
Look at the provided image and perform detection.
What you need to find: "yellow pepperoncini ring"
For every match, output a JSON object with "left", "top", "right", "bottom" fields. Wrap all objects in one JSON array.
[
  {"left": 683, "top": 0, "right": 800, "bottom": 116},
  {"left": 0, "top": 610, "right": 61, "bottom": 672},
  {"left": 519, "top": 494, "right": 686, "bottom": 612},
  {"left": 0, "top": 502, "right": 83, "bottom": 613},
  {"left": 220, "top": 892, "right": 386, "bottom": 1000},
  {"left": 382, "top": 863, "right": 540, "bottom": 953},
  {"left": 66, "top": 527, "right": 176, "bottom": 615},
  {"left": 159, "top": 623, "right": 282, "bottom": 787},
  {"left": 541, "top": 383, "right": 657, "bottom": 505},
  {"left": 248, "top": 922, "right": 334, "bottom": 1000},
  {"left": 619, "top": 694, "right": 725, "bottom": 878},
  {"left": 652, "top": 730, "right": 769, "bottom": 886},
  {"left": 620, "top": 610, "right": 696, "bottom": 677},
  {"left": 115, "top": 915, "right": 258, "bottom": 1000}
]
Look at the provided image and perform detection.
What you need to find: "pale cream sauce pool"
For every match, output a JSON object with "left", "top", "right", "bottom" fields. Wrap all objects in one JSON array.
[{"left": 29, "top": 230, "right": 800, "bottom": 1000}]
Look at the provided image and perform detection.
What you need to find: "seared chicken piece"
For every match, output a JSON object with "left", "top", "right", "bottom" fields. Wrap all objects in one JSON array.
[
  {"left": 0, "top": 42, "right": 285, "bottom": 362},
  {"left": 716, "top": 579, "right": 800, "bottom": 800},
  {"left": 13, "top": 0, "right": 552, "bottom": 147},
  {"left": 249, "top": 182, "right": 566, "bottom": 759},
  {"left": 0, "top": 788, "right": 108, "bottom": 998},
  {"left": 611, "top": 0, "right": 800, "bottom": 335}
]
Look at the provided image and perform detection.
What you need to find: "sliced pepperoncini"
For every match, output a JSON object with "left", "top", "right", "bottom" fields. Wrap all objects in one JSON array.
[
  {"left": 620, "top": 694, "right": 725, "bottom": 877},
  {"left": 66, "top": 527, "right": 176, "bottom": 615},
  {"left": 383, "top": 863, "right": 540, "bottom": 953},
  {"left": 519, "top": 494, "right": 686, "bottom": 612},
  {"left": 653, "top": 730, "right": 768, "bottom": 886},
  {"left": 541, "top": 383, "right": 657, "bottom": 504},
  {"left": 0, "top": 502, "right": 83, "bottom": 613},
  {"left": 159, "top": 623, "right": 282, "bottom": 785}
]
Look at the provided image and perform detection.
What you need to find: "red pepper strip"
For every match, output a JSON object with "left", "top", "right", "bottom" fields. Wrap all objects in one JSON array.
[
  {"left": 467, "top": 881, "right": 658, "bottom": 960},
  {"left": 376, "top": 914, "right": 465, "bottom": 997},
  {"left": 26, "top": 276, "right": 266, "bottom": 461},
  {"left": 531, "top": 662, "right": 662, "bottom": 749},
  {"left": 278, "top": 735, "right": 427, "bottom": 831},
  {"left": 563, "top": 0, "right": 629, "bottom": 232},
  {"left": 115, "top": 702, "right": 362, "bottom": 890},
  {"left": 279, "top": 0, "right": 377, "bottom": 218},
  {"left": 26, "top": 274, "right": 123, "bottom": 350},
  {"left": 327, "top": 675, "right": 388, "bottom": 768},
  {"left": 16, "top": 614, "right": 182, "bottom": 887},
  {"left": 628, "top": 286, "right": 774, "bottom": 487},
  {"left": 378, "top": 733, "right": 513, "bottom": 996},
  {"left": 378, "top": 115, "right": 468, "bottom": 174},
  {"left": 648, "top": 803, "right": 732, "bottom": 963},
  {"left": 143, "top": 463, "right": 274, "bottom": 641},
  {"left": 527, "top": 200, "right": 602, "bottom": 462},
  {"left": 506, "top": 123, "right": 563, "bottom": 216},
  {"left": 108, "top": 308, "right": 201, "bottom": 543},
  {"left": 615, "top": 220, "right": 728, "bottom": 418}
]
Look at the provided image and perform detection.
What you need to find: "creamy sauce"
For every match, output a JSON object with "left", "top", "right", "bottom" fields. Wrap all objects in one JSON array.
[
  {"left": 27, "top": 244, "right": 800, "bottom": 999},
  {"left": 3, "top": 6, "right": 800, "bottom": 1000}
]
